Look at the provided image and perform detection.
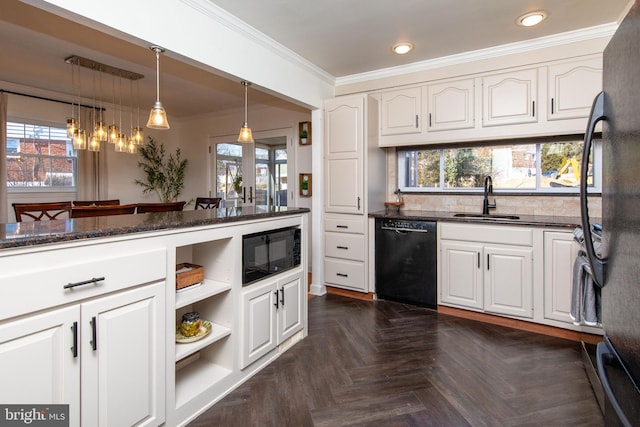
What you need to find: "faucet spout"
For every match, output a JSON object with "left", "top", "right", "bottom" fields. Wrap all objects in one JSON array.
[{"left": 483, "top": 175, "right": 496, "bottom": 215}]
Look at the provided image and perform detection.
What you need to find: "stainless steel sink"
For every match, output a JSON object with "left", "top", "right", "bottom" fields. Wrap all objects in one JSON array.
[{"left": 453, "top": 213, "right": 520, "bottom": 220}]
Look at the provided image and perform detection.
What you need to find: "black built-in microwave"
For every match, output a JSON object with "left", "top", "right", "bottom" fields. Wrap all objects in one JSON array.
[{"left": 242, "top": 226, "right": 301, "bottom": 285}]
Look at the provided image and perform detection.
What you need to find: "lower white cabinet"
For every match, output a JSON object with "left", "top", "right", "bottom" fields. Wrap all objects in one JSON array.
[
  {"left": 439, "top": 223, "right": 534, "bottom": 319},
  {"left": 543, "top": 230, "right": 580, "bottom": 324},
  {"left": 0, "top": 282, "right": 165, "bottom": 427},
  {"left": 241, "top": 269, "right": 304, "bottom": 369}
]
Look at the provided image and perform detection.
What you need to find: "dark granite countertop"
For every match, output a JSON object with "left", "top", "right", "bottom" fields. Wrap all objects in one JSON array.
[
  {"left": 369, "top": 209, "right": 591, "bottom": 229},
  {"left": 0, "top": 206, "right": 310, "bottom": 250}
]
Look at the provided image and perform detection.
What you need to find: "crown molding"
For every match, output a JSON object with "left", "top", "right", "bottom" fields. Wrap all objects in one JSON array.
[
  {"left": 180, "top": 0, "right": 335, "bottom": 86},
  {"left": 336, "top": 23, "right": 618, "bottom": 87}
]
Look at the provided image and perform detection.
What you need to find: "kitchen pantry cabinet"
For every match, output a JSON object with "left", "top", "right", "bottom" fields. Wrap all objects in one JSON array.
[
  {"left": 323, "top": 94, "right": 385, "bottom": 293},
  {"left": 379, "top": 87, "right": 421, "bottom": 136},
  {"left": 377, "top": 54, "right": 602, "bottom": 147},
  {"left": 0, "top": 244, "right": 166, "bottom": 427},
  {"left": 439, "top": 222, "right": 534, "bottom": 318},
  {"left": 240, "top": 270, "right": 304, "bottom": 369}
]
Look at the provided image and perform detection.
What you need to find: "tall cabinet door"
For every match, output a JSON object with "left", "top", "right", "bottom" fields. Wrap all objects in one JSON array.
[
  {"left": 0, "top": 306, "right": 80, "bottom": 426},
  {"left": 81, "top": 282, "right": 165, "bottom": 427},
  {"left": 440, "top": 240, "right": 484, "bottom": 309},
  {"left": 484, "top": 245, "right": 533, "bottom": 318},
  {"left": 325, "top": 96, "right": 364, "bottom": 214}
]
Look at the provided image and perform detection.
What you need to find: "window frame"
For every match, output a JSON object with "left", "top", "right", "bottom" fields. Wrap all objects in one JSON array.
[{"left": 396, "top": 138, "right": 602, "bottom": 195}]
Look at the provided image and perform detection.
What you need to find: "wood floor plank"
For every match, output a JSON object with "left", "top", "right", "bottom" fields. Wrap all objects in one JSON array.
[{"left": 188, "top": 294, "right": 603, "bottom": 426}]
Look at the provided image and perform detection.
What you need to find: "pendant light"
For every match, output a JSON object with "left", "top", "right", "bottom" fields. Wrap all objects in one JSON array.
[
  {"left": 147, "top": 46, "right": 170, "bottom": 129},
  {"left": 237, "top": 81, "right": 254, "bottom": 143}
]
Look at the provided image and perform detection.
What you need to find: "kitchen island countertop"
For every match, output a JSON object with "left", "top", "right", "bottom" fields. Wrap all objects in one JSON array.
[
  {"left": 0, "top": 206, "right": 309, "bottom": 249},
  {"left": 369, "top": 209, "right": 594, "bottom": 229}
]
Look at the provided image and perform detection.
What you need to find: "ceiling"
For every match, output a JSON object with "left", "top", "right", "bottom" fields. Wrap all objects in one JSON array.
[{"left": 0, "top": 0, "right": 632, "bottom": 119}]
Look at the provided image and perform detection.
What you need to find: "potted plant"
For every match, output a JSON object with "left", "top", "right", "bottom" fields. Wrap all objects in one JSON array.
[
  {"left": 135, "top": 136, "right": 188, "bottom": 202},
  {"left": 301, "top": 177, "right": 309, "bottom": 196},
  {"left": 300, "top": 129, "right": 308, "bottom": 145}
]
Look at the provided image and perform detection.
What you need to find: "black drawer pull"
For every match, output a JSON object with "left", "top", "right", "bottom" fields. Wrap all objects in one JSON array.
[
  {"left": 336, "top": 225, "right": 348, "bottom": 229},
  {"left": 64, "top": 277, "right": 105, "bottom": 289},
  {"left": 337, "top": 273, "right": 349, "bottom": 278},
  {"left": 336, "top": 246, "right": 349, "bottom": 250}
]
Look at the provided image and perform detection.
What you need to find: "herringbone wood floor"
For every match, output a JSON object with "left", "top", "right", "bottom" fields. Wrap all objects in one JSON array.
[{"left": 189, "top": 294, "right": 603, "bottom": 427}]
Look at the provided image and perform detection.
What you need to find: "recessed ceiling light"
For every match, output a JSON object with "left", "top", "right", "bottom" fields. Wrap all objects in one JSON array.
[
  {"left": 517, "top": 11, "right": 548, "bottom": 27},
  {"left": 392, "top": 42, "right": 414, "bottom": 55}
]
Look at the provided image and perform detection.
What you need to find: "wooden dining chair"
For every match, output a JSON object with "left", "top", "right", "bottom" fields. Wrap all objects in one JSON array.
[
  {"left": 71, "top": 204, "right": 137, "bottom": 218},
  {"left": 135, "top": 201, "right": 186, "bottom": 213},
  {"left": 194, "top": 197, "right": 222, "bottom": 209},
  {"left": 73, "top": 199, "right": 121, "bottom": 207},
  {"left": 13, "top": 201, "right": 73, "bottom": 222}
]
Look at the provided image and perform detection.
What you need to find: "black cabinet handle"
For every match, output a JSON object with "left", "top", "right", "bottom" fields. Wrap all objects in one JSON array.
[
  {"left": 90, "top": 317, "right": 97, "bottom": 351},
  {"left": 415, "top": 114, "right": 419, "bottom": 128},
  {"left": 71, "top": 321, "right": 78, "bottom": 358},
  {"left": 429, "top": 113, "right": 432, "bottom": 127},
  {"left": 551, "top": 97, "right": 555, "bottom": 114},
  {"left": 487, "top": 254, "right": 490, "bottom": 270},
  {"left": 357, "top": 197, "right": 361, "bottom": 210},
  {"left": 64, "top": 277, "right": 105, "bottom": 289},
  {"left": 280, "top": 288, "right": 285, "bottom": 306},
  {"left": 477, "top": 252, "right": 480, "bottom": 269},
  {"left": 532, "top": 100, "right": 536, "bottom": 117},
  {"left": 336, "top": 246, "right": 349, "bottom": 250},
  {"left": 274, "top": 290, "right": 279, "bottom": 309},
  {"left": 336, "top": 225, "right": 348, "bottom": 229},
  {"left": 337, "top": 273, "right": 348, "bottom": 278}
]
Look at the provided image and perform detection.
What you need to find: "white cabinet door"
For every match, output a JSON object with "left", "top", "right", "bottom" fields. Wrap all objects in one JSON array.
[
  {"left": 483, "top": 68, "right": 538, "bottom": 127},
  {"left": 544, "top": 231, "right": 580, "bottom": 323},
  {"left": 81, "top": 282, "right": 165, "bottom": 427},
  {"left": 0, "top": 306, "right": 80, "bottom": 426},
  {"left": 440, "top": 240, "right": 484, "bottom": 309},
  {"left": 241, "top": 281, "right": 277, "bottom": 369},
  {"left": 426, "top": 78, "right": 475, "bottom": 131},
  {"left": 484, "top": 245, "right": 533, "bottom": 318},
  {"left": 277, "top": 271, "right": 304, "bottom": 343},
  {"left": 548, "top": 58, "right": 602, "bottom": 121},
  {"left": 380, "top": 87, "right": 421, "bottom": 135},
  {"left": 325, "top": 96, "right": 364, "bottom": 214}
]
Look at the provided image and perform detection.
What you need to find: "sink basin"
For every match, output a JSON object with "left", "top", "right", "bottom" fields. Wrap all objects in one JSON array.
[{"left": 453, "top": 213, "right": 520, "bottom": 220}]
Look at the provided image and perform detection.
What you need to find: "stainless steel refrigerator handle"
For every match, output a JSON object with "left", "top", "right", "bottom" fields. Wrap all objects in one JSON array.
[
  {"left": 596, "top": 341, "right": 635, "bottom": 427},
  {"left": 580, "top": 91, "right": 607, "bottom": 288}
]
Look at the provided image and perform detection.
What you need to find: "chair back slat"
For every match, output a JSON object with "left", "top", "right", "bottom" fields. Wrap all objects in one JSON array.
[
  {"left": 195, "top": 197, "right": 222, "bottom": 209},
  {"left": 135, "top": 201, "right": 186, "bottom": 213},
  {"left": 73, "top": 199, "right": 121, "bottom": 207},
  {"left": 71, "top": 204, "right": 137, "bottom": 218}
]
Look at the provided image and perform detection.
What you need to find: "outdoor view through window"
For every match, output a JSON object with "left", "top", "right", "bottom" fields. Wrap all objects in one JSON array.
[{"left": 398, "top": 139, "right": 597, "bottom": 192}]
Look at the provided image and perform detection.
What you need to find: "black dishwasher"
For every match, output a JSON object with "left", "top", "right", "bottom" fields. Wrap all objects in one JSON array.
[{"left": 375, "top": 218, "right": 437, "bottom": 309}]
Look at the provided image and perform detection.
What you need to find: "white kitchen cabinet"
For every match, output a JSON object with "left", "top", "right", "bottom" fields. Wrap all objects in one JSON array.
[
  {"left": 323, "top": 94, "right": 385, "bottom": 293},
  {"left": 482, "top": 68, "right": 538, "bottom": 127},
  {"left": 81, "top": 283, "right": 165, "bottom": 427},
  {"left": 439, "top": 223, "right": 534, "bottom": 319},
  {"left": 484, "top": 245, "right": 533, "bottom": 318},
  {"left": 379, "top": 87, "right": 421, "bottom": 136},
  {"left": 547, "top": 57, "right": 602, "bottom": 121},
  {"left": 543, "top": 230, "right": 580, "bottom": 324},
  {"left": 241, "top": 269, "right": 304, "bottom": 369},
  {"left": 425, "top": 78, "right": 475, "bottom": 132},
  {"left": 440, "top": 240, "right": 484, "bottom": 309}
]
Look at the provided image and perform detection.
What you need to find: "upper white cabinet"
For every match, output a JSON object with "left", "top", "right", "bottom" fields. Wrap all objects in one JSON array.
[
  {"left": 426, "top": 78, "right": 475, "bottom": 132},
  {"left": 377, "top": 54, "right": 602, "bottom": 147},
  {"left": 482, "top": 68, "right": 538, "bottom": 127},
  {"left": 547, "top": 57, "right": 602, "bottom": 121},
  {"left": 379, "top": 87, "right": 421, "bottom": 136}
]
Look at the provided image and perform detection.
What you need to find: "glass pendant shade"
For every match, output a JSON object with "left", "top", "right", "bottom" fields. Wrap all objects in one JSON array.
[
  {"left": 147, "top": 102, "right": 170, "bottom": 129},
  {"left": 108, "top": 124, "right": 119, "bottom": 143},
  {"left": 88, "top": 133, "right": 100, "bottom": 152},
  {"left": 132, "top": 127, "right": 144, "bottom": 145},
  {"left": 237, "top": 81, "right": 254, "bottom": 143},
  {"left": 73, "top": 129, "right": 87, "bottom": 150},
  {"left": 147, "top": 46, "right": 170, "bottom": 129},
  {"left": 126, "top": 138, "right": 137, "bottom": 154},
  {"left": 115, "top": 133, "right": 128, "bottom": 152},
  {"left": 95, "top": 121, "right": 108, "bottom": 142},
  {"left": 66, "top": 118, "right": 78, "bottom": 138}
]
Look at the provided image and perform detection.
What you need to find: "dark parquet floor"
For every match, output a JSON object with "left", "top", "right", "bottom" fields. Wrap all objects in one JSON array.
[{"left": 189, "top": 294, "right": 603, "bottom": 427}]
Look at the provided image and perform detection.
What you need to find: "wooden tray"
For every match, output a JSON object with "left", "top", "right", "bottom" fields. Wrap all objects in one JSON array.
[{"left": 176, "top": 263, "right": 204, "bottom": 290}]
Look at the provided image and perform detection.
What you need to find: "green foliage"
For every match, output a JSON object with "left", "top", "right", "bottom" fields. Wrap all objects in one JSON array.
[
  {"left": 135, "top": 136, "right": 188, "bottom": 202},
  {"left": 301, "top": 179, "right": 309, "bottom": 190}
]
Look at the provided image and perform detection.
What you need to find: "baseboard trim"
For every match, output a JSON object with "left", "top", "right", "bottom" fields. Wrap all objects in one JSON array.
[
  {"left": 438, "top": 305, "right": 604, "bottom": 344},
  {"left": 326, "top": 286, "right": 374, "bottom": 301}
]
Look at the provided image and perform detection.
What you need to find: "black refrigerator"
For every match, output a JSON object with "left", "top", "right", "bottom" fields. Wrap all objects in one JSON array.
[{"left": 581, "top": 1, "right": 640, "bottom": 425}]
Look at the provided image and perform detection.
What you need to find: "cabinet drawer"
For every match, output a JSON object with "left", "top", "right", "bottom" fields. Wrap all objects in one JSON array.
[
  {"left": 0, "top": 243, "right": 166, "bottom": 321},
  {"left": 325, "top": 232, "right": 365, "bottom": 262},
  {"left": 324, "top": 258, "right": 365, "bottom": 290},
  {"left": 325, "top": 214, "right": 365, "bottom": 234},
  {"left": 439, "top": 222, "right": 533, "bottom": 246}
]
